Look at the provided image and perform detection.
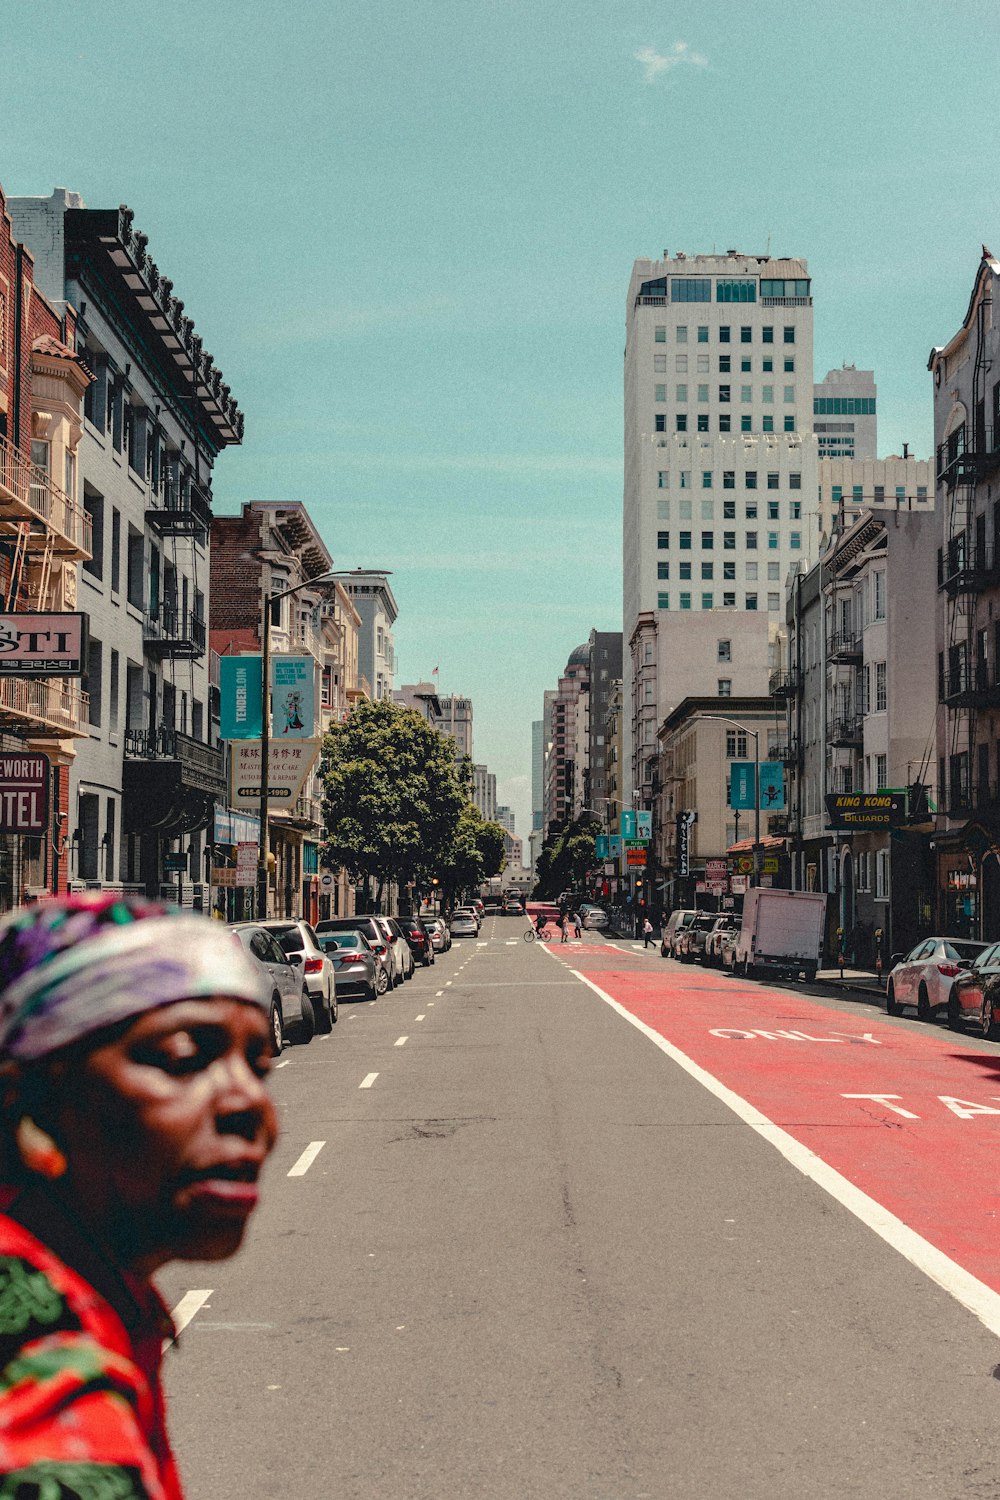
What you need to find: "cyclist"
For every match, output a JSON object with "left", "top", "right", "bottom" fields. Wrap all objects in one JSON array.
[{"left": 535, "top": 911, "right": 548, "bottom": 938}]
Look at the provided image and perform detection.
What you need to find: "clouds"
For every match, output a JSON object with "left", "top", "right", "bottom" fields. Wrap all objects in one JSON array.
[{"left": 635, "top": 42, "right": 707, "bottom": 84}]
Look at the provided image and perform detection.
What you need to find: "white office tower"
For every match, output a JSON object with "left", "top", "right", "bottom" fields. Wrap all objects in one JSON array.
[
  {"left": 813, "top": 366, "right": 877, "bottom": 461},
  {"left": 623, "top": 251, "right": 820, "bottom": 801}
]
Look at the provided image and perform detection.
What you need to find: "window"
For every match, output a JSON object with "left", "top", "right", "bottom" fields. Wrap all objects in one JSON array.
[
  {"left": 745, "top": 471, "right": 758, "bottom": 489},
  {"left": 875, "top": 753, "right": 887, "bottom": 789},
  {"left": 741, "top": 416, "right": 753, "bottom": 432},
  {"left": 745, "top": 562, "right": 758, "bottom": 580},
  {"left": 679, "top": 531, "right": 692, "bottom": 550},
  {"left": 741, "top": 357, "right": 752, "bottom": 373},
  {"left": 791, "top": 501, "right": 801, "bottom": 519},
  {"left": 701, "top": 531, "right": 714, "bottom": 550},
  {"left": 762, "top": 357, "right": 773, "bottom": 373},
  {"left": 875, "top": 850, "right": 889, "bottom": 901},
  {"left": 679, "top": 562, "right": 692, "bottom": 579},
  {"left": 657, "top": 561, "right": 669, "bottom": 579},
  {"left": 654, "top": 384, "right": 666, "bottom": 402},
  {"left": 724, "top": 562, "right": 735, "bottom": 579},
  {"left": 87, "top": 638, "right": 103, "bottom": 728},
  {"left": 83, "top": 490, "right": 104, "bottom": 580},
  {"left": 762, "top": 385, "right": 773, "bottom": 403},
  {"left": 746, "top": 532, "right": 757, "bottom": 549},
  {"left": 655, "top": 414, "right": 666, "bottom": 432},
  {"left": 718, "top": 679, "right": 732, "bottom": 695},
  {"left": 697, "top": 353, "right": 710, "bottom": 373},
  {"left": 789, "top": 472, "right": 801, "bottom": 489},
  {"left": 784, "top": 358, "right": 795, "bottom": 372},
  {"left": 701, "top": 472, "right": 713, "bottom": 494},
  {"left": 746, "top": 593, "right": 758, "bottom": 610},
  {"left": 745, "top": 502, "right": 757, "bottom": 519},
  {"left": 110, "top": 507, "right": 121, "bottom": 594},
  {"left": 701, "top": 562, "right": 714, "bottom": 580},
  {"left": 697, "top": 325, "right": 709, "bottom": 342},
  {"left": 657, "top": 592, "right": 669, "bottom": 609},
  {"left": 675, "top": 384, "right": 688, "bottom": 403},
  {"left": 719, "top": 385, "right": 731, "bottom": 402},
  {"left": 680, "top": 473, "right": 691, "bottom": 491},
  {"left": 875, "top": 661, "right": 887, "bottom": 711},
  {"left": 718, "top": 639, "right": 731, "bottom": 661},
  {"left": 676, "top": 355, "right": 688, "bottom": 373},
  {"left": 722, "top": 471, "right": 735, "bottom": 490},
  {"left": 719, "top": 414, "right": 731, "bottom": 432},
  {"left": 740, "top": 326, "right": 752, "bottom": 344},
  {"left": 658, "top": 470, "right": 669, "bottom": 488},
  {"left": 716, "top": 279, "right": 756, "bottom": 303},
  {"left": 917, "top": 486, "right": 928, "bottom": 502},
  {"left": 726, "top": 728, "right": 747, "bottom": 756},
  {"left": 676, "top": 325, "right": 688, "bottom": 343},
  {"left": 873, "top": 571, "right": 886, "bottom": 619},
  {"left": 741, "top": 385, "right": 752, "bottom": 403},
  {"left": 767, "top": 562, "right": 780, "bottom": 581},
  {"left": 654, "top": 326, "right": 666, "bottom": 342},
  {"left": 109, "top": 649, "right": 119, "bottom": 732},
  {"left": 697, "top": 414, "right": 709, "bottom": 432},
  {"left": 719, "top": 355, "right": 731, "bottom": 373},
  {"left": 767, "top": 500, "right": 779, "bottom": 519},
  {"left": 762, "top": 416, "right": 774, "bottom": 433},
  {"left": 657, "top": 531, "right": 669, "bottom": 549},
  {"left": 676, "top": 415, "right": 687, "bottom": 432},
  {"left": 671, "top": 278, "right": 711, "bottom": 302},
  {"left": 701, "top": 499, "right": 714, "bottom": 518},
  {"left": 784, "top": 416, "right": 795, "bottom": 432},
  {"left": 679, "top": 593, "right": 692, "bottom": 610},
  {"left": 762, "top": 326, "right": 774, "bottom": 344},
  {"left": 654, "top": 352, "right": 667, "bottom": 372},
  {"left": 767, "top": 532, "right": 778, "bottom": 550},
  {"left": 723, "top": 591, "right": 736, "bottom": 607},
  {"left": 768, "top": 591, "right": 780, "bottom": 611},
  {"left": 657, "top": 499, "right": 669, "bottom": 519},
  {"left": 783, "top": 326, "right": 795, "bottom": 344},
  {"left": 126, "top": 528, "right": 144, "bottom": 608},
  {"left": 719, "top": 325, "right": 731, "bottom": 343},
  {"left": 702, "top": 592, "right": 713, "bottom": 609},
  {"left": 698, "top": 385, "right": 709, "bottom": 403},
  {"left": 790, "top": 532, "right": 801, "bottom": 550},
  {"left": 723, "top": 498, "right": 736, "bottom": 519},
  {"left": 784, "top": 386, "right": 795, "bottom": 403},
  {"left": 723, "top": 532, "right": 736, "bottom": 550}
]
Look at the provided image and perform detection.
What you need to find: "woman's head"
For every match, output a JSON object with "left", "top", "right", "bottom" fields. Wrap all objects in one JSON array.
[{"left": 0, "top": 894, "right": 278, "bottom": 1274}]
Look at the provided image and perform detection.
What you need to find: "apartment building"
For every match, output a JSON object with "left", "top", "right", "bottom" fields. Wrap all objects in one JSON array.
[
  {"left": 624, "top": 251, "right": 819, "bottom": 801},
  {"left": 818, "top": 453, "right": 932, "bottom": 537},
  {"left": 472, "top": 763, "right": 496, "bottom": 822},
  {"left": 813, "top": 366, "right": 877, "bottom": 461},
  {"left": 434, "top": 693, "right": 473, "bottom": 759},
  {"left": 10, "top": 189, "right": 242, "bottom": 905},
  {"left": 341, "top": 570, "right": 397, "bottom": 701},
  {"left": 586, "top": 629, "right": 622, "bottom": 822},
  {"left": 542, "top": 643, "right": 588, "bottom": 833},
  {"left": 0, "top": 186, "right": 92, "bottom": 906}
]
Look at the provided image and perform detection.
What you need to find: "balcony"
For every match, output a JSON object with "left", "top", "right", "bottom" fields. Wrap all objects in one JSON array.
[
  {"left": 769, "top": 668, "right": 799, "bottom": 698},
  {"left": 143, "top": 606, "right": 206, "bottom": 660},
  {"left": 938, "top": 538, "right": 1000, "bottom": 596},
  {"left": 772, "top": 739, "right": 800, "bottom": 766},
  {"left": 0, "top": 676, "right": 89, "bottom": 739},
  {"left": 0, "top": 435, "right": 92, "bottom": 560},
  {"left": 145, "top": 475, "right": 213, "bottom": 537},
  {"left": 936, "top": 427, "right": 1000, "bottom": 488},
  {"left": 760, "top": 296, "right": 812, "bottom": 307},
  {"left": 828, "top": 631, "right": 863, "bottom": 664},
  {"left": 830, "top": 716, "right": 863, "bottom": 747},
  {"left": 282, "top": 791, "right": 325, "bottom": 831},
  {"left": 122, "top": 728, "right": 225, "bottom": 836},
  {"left": 944, "top": 661, "right": 1000, "bottom": 710}
]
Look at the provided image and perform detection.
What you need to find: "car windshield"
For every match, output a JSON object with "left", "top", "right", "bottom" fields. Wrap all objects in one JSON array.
[
  {"left": 945, "top": 940, "right": 988, "bottom": 960},
  {"left": 319, "top": 932, "right": 370, "bottom": 952}
]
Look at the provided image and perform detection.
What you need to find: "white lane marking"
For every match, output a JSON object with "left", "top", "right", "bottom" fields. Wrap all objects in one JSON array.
[
  {"left": 570, "top": 967, "right": 1000, "bottom": 1341},
  {"left": 427, "top": 1002, "right": 434, "bottom": 1006},
  {"left": 445, "top": 981, "right": 453, "bottom": 986},
  {"left": 274, "top": 1058, "right": 292, "bottom": 1068},
  {"left": 506, "top": 940, "right": 518, "bottom": 946},
  {"left": 395, "top": 1036, "right": 408, "bottom": 1047},
  {"left": 288, "top": 1141, "right": 326, "bottom": 1177},
  {"left": 348, "top": 1014, "right": 359, "bottom": 1021},
  {"left": 359, "top": 1072, "right": 379, "bottom": 1089},
  {"left": 435, "top": 990, "right": 444, "bottom": 997},
  {"left": 167, "top": 1290, "right": 213, "bottom": 1345},
  {"left": 415, "top": 1014, "right": 426, "bottom": 1021},
  {"left": 477, "top": 942, "right": 488, "bottom": 946}
]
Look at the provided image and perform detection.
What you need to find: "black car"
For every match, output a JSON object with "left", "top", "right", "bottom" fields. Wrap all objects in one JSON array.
[{"left": 396, "top": 915, "right": 435, "bottom": 965}]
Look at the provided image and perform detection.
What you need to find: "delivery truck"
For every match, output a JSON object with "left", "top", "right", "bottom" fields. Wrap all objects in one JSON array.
[{"left": 730, "top": 888, "right": 827, "bottom": 981}]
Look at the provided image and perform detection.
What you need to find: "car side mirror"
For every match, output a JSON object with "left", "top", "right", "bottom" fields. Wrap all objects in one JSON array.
[{"left": 889, "top": 953, "right": 903, "bottom": 969}]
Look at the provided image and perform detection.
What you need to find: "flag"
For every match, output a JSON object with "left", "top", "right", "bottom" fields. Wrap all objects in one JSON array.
[{"left": 432, "top": 665, "right": 439, "bottom": 676}]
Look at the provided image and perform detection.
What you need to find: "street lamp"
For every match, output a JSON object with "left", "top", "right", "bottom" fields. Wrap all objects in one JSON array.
[
  {"left": 256, "top": 566, "right": 392, "bottom": 920},
  {"left": 690, "top": 714, "right": 762, "bottom": 889}
]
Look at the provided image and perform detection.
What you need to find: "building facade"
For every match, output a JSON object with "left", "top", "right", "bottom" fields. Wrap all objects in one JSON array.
[
  {"left": 541, "top": 644, "right": 589, "bottom": 834},
  {"left": 813, "top": 366, "right": 877, "bottom": 461},
  {"left": 434, "top": 693, "right": 473, "bottom": 759},
  {"left": 341, "top": 571, "right": 397, "bottom": 702},
  {"left": 586, "top": 629, "right": 622, "bottom": 821},
  {"left": 10, "top": 189, "right": 242, "bottom": 906},
  {"left": 472, "top": 763, "right": 496, "bottom": 823}
]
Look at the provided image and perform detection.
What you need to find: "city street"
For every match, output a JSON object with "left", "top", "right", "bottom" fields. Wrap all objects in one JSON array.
[{"left": 161, "top": 916, "right": 1000, "bottom": 1500}]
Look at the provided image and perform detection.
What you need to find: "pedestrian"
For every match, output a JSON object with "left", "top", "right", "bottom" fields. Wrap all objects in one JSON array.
[
  {"left": 573, "top": 910, "right": 583, "bottom": 941},
  {"left": 643, "top": 915, "right": 654, "bottom": 948},
  {"left": 560, "top": 913, "right": 569, "bottom": 944},
  {"left": 0, "top": 893, "right": 278, "bottom": 1495}
]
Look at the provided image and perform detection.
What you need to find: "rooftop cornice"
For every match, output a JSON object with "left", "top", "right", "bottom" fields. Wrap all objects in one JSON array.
[{"left": 64, "top": 205, "right": 243, "bottom": 445}]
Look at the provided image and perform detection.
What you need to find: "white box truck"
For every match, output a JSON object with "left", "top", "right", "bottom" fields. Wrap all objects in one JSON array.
[{"left": 731, "top": 889, "right": 827, "bottom": 981}]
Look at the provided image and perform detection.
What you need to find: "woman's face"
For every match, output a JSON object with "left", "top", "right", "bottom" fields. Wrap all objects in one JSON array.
[{"left": 54, "top": 997, "right": 278, "bottom": 1275}]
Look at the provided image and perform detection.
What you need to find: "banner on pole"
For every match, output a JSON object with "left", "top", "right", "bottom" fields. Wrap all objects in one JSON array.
[
  {"left": 230, "top": 738, "right": 321, "bottom": 809},
  {"left": 271, "top": 655, "right": 316, "bottom": 739},
  {"left": 219, "top": 656, "right": 263, "bottom": 740}
]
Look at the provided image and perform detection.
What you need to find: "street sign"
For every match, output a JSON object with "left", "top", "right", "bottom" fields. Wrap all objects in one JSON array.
[
  {"left": 620, "top": 810, "right": 637, "bottom": 839},
  {"left": 730, "top": 763, "right": 756, "bottom": 810},
  {"left": 0, "top": 752, "right": 49, "bottom": 832},
  {"left": 759, "top": 762, "right": 785, "bottom": 811},
  {"left": 825, "top": 791, "right": 905, "bottom": 829},
  {"left": 230, "top": 738, "right": 321, "bottom": 809},
  {"left": 220, "top": 656, "right": 263, "bottom": 740},
  {"left": 236, "top": 842, "right": 258, "bottom": 881},
  {"left": 163, "top": 851, "right": 189, "bottom": 872},
  {"left": 212, "top": 867, "right": 237, "bottom": 887},
  {"left": 626, "top": 848, "right": 647, "bottom": 867},
  {"left": 623, "top": 837, "right": 648, "bottom": 850},
  {"left": 636, "top": 811, "right": 652, "bottom": 839},
  {"left": 0, "top": 613, "right": 87, "bottom": 677},
  {"left": 320, "top": 872, "right": 336, "bottom": 890}
]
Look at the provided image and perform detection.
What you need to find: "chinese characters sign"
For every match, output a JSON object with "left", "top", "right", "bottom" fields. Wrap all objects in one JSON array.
[{"left": 230, "top": 738, "right": 321, "bottom": 810}]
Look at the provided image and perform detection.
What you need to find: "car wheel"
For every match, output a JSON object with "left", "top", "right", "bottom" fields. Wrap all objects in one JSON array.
[
  {"left": 314, "top": 982, "right": 334, "bottom": 1034},
  {"left": 375, "top": 967, "right": 389, "bottom": 996},
  {"left": 269, "top": 998, "right": 284, "bottom": 1056},
  {"left": 423, "top": 952, "right": 432, "bottom": 967},
  {"left": 946, "top": 990, "right": 961, "bottom": 1031},
  {"left": 292, "top": 990, "right": 315, "bottom": 1044},
  {"left": 982, "top": 994, "right": 1000, "bottom": 1042},
  {"left": 916, "top": 983, "right": 931, "bottom": 1022},
  {"left": 364, "top": 981, "right": 376, "bottom": 1002},
  {"left": 886, "top": 981, "right": 901, "bottom": 1017},
  {"left": 330, "top": 984, "right": 338, "bottom": 1025}
]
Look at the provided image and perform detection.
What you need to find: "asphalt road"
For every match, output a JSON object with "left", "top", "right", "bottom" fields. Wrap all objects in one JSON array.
[{"left": 160, "top": 919, "right": 1000, "bottom": 1500}]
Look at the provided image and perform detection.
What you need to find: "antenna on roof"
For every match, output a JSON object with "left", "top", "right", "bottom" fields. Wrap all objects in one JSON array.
[{"left": 766, "top": 233, "right": 771, "bottom": 257}]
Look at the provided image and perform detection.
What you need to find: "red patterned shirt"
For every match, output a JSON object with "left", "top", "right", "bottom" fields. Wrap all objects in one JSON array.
[{"left": 0, "top": 1186, "right": 184, "bottom": 1498}]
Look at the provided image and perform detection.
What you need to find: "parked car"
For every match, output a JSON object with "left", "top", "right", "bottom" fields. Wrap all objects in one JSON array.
[
  {"left": 661, "top": 909, "right": 699, "bottom": 959},
  {"left": 396, "top": 914, "right": 435, "bottom": 965},
  {"left": 675, "top": 912, "right": 718, "bottom": 963},
  {"left": 450, "top": 911, "right": 479, "bottom": 938},
  {"left": 703, "top": 914, "right": 740, "bottom": 966},
  {"left": 315, "top": 916, "right": 393, "bottom": 993},
  {"left": 261, "top": 919, "right": 337, "bottom": 1029},
  {"left": 945, "top": 941, "right": 1000, "bottom": 1035},
  {"left": 423, "top": 916, "right": 451, "bottom": 952},
  {"left": 886, "top": 936, "right": 987, "bottom": 1021},
  {"left": 581, "top": 906, "right": 609, "bottom": 931},
  {"left": 729, "top": 889, "right": 827, "bottom": 981},
  {"left": 453, "top": 905, "right": 481, "bottom": 932},
  {"left": 376, "top": 916, "right": 414, "bottom": 985},
  {"left": 469, "top": 897, "right": 485, "bottom": 919},
  {"left": 231, "top": 922, "right": 312, "bottom": 1053},
  {"left": 316, "top": 929, "right": 380, "bottom": 1001}
]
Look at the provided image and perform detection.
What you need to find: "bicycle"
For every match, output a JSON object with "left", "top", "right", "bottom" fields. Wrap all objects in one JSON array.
[{"left": 524, "top": 926, "right": 550, "bottom": 942}]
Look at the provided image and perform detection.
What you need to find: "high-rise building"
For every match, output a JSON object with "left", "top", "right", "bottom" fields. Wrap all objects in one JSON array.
[
  {"left": 623, "top": 250, "right": 819, "bottom": 801},
  {"left": 586, "top": 629, "right": 623, "bottom": 819},
  {"left": 542, "top": 644, "right": 589, "bottom": 833},
  {"left": 434, "top": 693, "right": 473, "bottom": 759},
  {"left": 495, "top": 805, "right": 515, "bottom": 834},
  {"left": 471, "top": 763, "right": 496, "bottom": 822},
  {"left": 813, "top": 366, "right": 877, "bottom": 461},
  {"left": 531, "top": 719, "right": 544, "bottom": 832}
]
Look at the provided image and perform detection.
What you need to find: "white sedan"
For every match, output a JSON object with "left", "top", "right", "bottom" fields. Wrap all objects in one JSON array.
[
  {"left": 886, "top": 936, "right": 986, "bottom": 1020},
  {"left": 450, "top": 912, "right": 479, "bottom": 938}
]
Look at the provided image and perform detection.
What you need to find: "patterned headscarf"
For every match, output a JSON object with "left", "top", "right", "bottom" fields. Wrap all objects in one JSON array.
[{"left": 0, "top": 893, "right": 268, "bottom": 1062}]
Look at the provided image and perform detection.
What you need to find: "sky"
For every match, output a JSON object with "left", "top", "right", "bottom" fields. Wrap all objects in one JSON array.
[{"left": 5, "top": 0, "right": 1000, "bottom": 837}]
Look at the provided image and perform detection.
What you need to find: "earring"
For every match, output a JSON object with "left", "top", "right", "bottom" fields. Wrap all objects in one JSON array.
[{"left": 15, "top": 1116, "right": 68, "bottom": 1180}]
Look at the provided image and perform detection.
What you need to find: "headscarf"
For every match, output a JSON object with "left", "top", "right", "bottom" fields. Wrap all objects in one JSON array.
[{"left": 0, "top": 893, "right": 268, "bottom": 1062}]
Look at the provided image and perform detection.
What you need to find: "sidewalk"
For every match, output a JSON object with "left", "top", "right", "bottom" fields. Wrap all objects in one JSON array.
[{"left": 815, "top": 965, "right": 885, "bottom": 998}]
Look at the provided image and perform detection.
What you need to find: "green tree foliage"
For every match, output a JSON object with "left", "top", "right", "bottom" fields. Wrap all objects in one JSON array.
[
  {"left": 533, "top": 813, "right": 600, "bottom": 898},
  {"left": 437, "top": 804, "right": 507, "bottom": 907},
  {"left": 322, "top": 700, "right": 466, "bottom": 902}
]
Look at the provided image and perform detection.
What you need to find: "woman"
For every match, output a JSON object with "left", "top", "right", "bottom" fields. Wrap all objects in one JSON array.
[{"left": 0, "top": 893, "right": 278, "bottom": 1497}]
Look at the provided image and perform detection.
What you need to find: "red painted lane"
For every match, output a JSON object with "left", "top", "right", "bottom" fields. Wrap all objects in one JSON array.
[{"left": 575, "top": 963, "right": 1000, "bottom": 1293}]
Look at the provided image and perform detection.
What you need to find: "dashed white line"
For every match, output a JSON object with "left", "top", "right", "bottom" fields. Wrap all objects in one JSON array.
[
  {"left": 288, "top": 1141, "right": 326, "bottom": 1177},
  {"left": 359, "top": 1072, "right": 379, "bottom": 1089},
  {"left": 394, "top": 1036, "right": 408, "bottom": 1047},
  {"left": 445, "top": 981, "right": 453, "bottom": 987},
  {"left": 435, "top": 990, "right": 443, "bottom": 997},
  {"left": 274, "top": 1058, "right": 292, "bottom": 1068},
  {"left": 415, "top": 1014, "right": 425, "bottom": 1021},
  {"left": 168, "top": 1289, "right": 213, "bottom": 1345}
]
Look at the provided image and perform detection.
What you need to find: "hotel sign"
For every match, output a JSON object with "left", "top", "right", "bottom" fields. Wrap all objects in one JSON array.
[
  {"left": 0, "top": 613, "right": 87, "bottom": 676},
  {"left": 0, "top": 753, "right": 49, "bottom": 832}
]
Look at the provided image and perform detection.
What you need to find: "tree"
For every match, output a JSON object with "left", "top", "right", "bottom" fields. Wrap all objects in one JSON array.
[
  {"left": 436, "top": 804, "right": 507, "bottom": 909},
  {"left": 533, "top": 813, "right": 600, "bottom": 899},
  {"left": 322, "top": 700, "right": 466, "bottom": 908}
]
